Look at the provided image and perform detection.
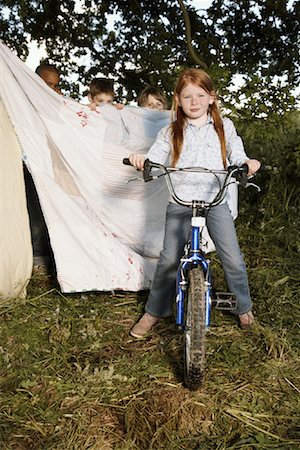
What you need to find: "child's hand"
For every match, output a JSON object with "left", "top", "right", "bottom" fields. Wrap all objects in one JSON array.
[
  {"left": 115, "top": 103, "right": 124, "bottom": 110},
  {"left": 245, "top": 159, "right": 261, "bottom": 176},
  {"left": 87, "top": 102, "right": 98, "bottom": 111},
  {"left": 129, "top": 154, "right": 145, "bottom": 170}
]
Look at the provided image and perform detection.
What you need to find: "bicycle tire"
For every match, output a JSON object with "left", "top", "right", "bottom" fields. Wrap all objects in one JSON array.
[{"left": 183, "top": 266, "right": 206, "bottom": 390}]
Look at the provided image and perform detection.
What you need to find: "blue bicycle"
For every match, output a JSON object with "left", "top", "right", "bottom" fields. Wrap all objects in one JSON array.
[{"left": 123, "top": 158, "right": 260, "bottom": 390}]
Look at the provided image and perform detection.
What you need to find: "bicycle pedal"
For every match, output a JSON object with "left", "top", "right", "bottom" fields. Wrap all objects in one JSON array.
[{"left": 212, "top": 292, "right": 237, "bottom": 310}]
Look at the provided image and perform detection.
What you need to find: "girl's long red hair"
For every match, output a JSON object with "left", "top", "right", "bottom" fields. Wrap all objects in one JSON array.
[{"left": 170, "top": 68, "right": 226, "bottom": 168}]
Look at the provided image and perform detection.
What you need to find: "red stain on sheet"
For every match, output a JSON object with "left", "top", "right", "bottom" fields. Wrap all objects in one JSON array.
[
  {"left": 77, "top": 111, "right": 88, "bottom": 119},
  {"left": 76, "top": 110, "right": 88, "bottom": 127}
]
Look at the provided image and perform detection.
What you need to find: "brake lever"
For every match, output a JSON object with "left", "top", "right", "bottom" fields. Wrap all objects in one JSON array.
[
  {"left": 125, "top": 176, "right": 144, "bottom": 184},
  {"left": 245, "top": 182, "right": 261, "bottom": 192}
]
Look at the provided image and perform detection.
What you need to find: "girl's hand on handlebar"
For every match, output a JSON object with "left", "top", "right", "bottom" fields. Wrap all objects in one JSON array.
[
  {"left": 129, "top": 154, "right": 146, "bottom": 170},
  {"left": 244, "top": 159, "right": 261, "bottom": 176}
]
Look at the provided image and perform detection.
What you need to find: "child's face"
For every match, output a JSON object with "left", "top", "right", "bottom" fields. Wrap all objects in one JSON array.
[
  {"left": 176, "top": 82, "right": 214, "bottom": 124},
  {"left": 91, "top": 93, "right": 114, "bottom": 106},
  {"left": 39, "top": 70, "right": 60, "bottom": 93},
  {"left": 143, "top": 94, "right": 164, "bottom": 110}
]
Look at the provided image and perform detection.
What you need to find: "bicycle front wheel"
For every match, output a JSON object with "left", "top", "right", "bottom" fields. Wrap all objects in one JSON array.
[{"left": 184, "top": 265, "right": 206, "bottom": 390}]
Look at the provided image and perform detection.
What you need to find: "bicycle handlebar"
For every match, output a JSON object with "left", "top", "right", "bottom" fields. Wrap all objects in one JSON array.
[{"left": 123, "top": 158, "right": 261, "bottom": 209}]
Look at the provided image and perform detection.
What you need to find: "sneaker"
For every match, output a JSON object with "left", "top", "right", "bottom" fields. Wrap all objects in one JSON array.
[
  {"left": 130, "top": 312, "right": 160, "bottom": 338},
  {"left": 239, "top": 311, "right": 254, "bottom": 330}
]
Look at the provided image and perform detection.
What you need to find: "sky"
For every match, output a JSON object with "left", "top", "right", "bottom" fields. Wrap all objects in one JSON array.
[{"left": 25, "top": 0, "right": 214, "bottom": 70}]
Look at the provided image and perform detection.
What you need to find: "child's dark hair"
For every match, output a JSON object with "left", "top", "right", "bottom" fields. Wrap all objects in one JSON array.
[
  {"left": 137, "top": 86, "right": 167, "bottom": 108},
  {"left": 171, "top": 68, "right": 226, "bottom": 168},
  {"left": 89, "top": 78, "right": 114, "bottom": 97},
  {"left": 35, "top": 64, "right": 60, "bottom": 76}
]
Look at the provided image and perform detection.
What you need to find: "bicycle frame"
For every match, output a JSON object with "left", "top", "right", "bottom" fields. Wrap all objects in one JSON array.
[{"left": 123, "top": 156, "right": 262, "bottom": 389}]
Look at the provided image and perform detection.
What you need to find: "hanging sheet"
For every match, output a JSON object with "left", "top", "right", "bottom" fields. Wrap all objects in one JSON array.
[{"left": 0, "top": 42, "right": 236, "bottom": 294}]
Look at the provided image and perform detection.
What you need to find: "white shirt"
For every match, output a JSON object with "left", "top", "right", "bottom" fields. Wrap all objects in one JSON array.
[{"left": 146, "top": 116, "right": 248, "bottom": 202}]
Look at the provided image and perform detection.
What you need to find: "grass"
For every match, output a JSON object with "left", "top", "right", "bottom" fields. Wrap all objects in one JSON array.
[
  {"left": 1, "top": 173, "right": 299, "bottom": 449},
  {"left": 0, "top": 266, "right": 299, "bottom": 449}
]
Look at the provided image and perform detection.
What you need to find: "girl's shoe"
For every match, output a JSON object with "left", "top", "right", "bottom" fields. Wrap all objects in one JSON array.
[
  {"left": 239, "top": 311, "right": 254, "bottom": 330},
  {"left": 130, "top": 312, "right": 160, "bottom": 338}
]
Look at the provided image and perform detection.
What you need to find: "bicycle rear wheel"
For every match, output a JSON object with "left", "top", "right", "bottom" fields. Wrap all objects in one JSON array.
[{"left": 184, "top": 265, "right": 206, "bottom": 390}]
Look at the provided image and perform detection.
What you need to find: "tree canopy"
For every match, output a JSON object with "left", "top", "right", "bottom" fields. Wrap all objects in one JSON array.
[{"left": 0, "top": 0, "right": 299, "bottom": 116}]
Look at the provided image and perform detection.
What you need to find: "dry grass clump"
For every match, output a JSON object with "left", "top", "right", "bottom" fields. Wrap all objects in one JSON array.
[{"left": 124, "top": 387, "right": 212, "bottom": 448}]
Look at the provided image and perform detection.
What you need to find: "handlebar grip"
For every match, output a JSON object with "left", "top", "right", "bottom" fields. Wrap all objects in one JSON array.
[
  {"left": 123, "top": 158, "right": 132, "bottom": 166},
  {"left": 241, "top": 163, "right": 273, "bottom": 173},
  {"left": 260, "top": 164, "right": 273, "bottom": 171}
]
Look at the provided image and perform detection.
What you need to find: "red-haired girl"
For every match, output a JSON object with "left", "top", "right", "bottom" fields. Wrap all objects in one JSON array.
[{"left": 128, "top": 68, "right": 260, "bottom": 337}]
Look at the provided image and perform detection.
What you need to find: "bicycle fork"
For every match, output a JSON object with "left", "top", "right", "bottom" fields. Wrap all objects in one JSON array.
[{"left": 176, "top": 217, "right": 212, "bottom": 330}]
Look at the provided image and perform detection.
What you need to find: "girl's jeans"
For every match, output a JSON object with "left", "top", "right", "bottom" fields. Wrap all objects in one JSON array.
[{"left": 145, "top": 202, "right": 252, "bottom": 317}]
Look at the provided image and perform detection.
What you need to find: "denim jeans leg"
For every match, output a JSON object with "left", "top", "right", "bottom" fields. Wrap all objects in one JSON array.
[
  {"left": 206, "top": 203, "right": 252, "bottom": 314},
  {"left": 145, "top": 203, "right": 191, "bottom": 318}
]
